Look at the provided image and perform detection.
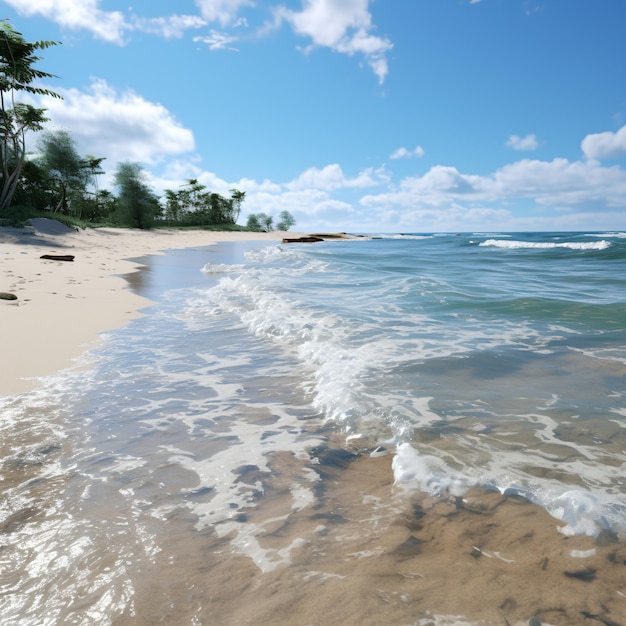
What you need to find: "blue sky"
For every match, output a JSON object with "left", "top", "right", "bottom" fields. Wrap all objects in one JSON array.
[{"left": 3, "top": 0, "right": 626, "bottom": 233}]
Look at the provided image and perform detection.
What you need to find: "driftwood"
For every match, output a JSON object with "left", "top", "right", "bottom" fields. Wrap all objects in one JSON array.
[
  {"left": 282, "top": 236, "right": 324, "bottom": 244},
  {"left": 40, "top": 254, "right": 75, "bottom": 262},
  {"left": 0, "top": 292, "right": 17, "bottom": 300}
]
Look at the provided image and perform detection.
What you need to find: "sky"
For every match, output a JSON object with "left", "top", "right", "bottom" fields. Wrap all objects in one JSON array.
[{"left": 3, "top": 0, "right": 626, "bottom": 233}]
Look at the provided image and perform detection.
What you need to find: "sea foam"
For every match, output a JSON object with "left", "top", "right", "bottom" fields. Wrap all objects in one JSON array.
[{"left": 479, "top": 239, "right": 611, "bottom": 250}]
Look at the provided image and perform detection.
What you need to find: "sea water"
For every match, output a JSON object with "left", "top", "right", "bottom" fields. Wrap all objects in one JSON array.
[{"left": 1, "top": 232, "right": 626, "bottom": 624}]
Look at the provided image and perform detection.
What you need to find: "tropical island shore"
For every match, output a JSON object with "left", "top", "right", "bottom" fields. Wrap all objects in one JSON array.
[{"left": 0, "top": 218, "right": 312, "bottom": 396}]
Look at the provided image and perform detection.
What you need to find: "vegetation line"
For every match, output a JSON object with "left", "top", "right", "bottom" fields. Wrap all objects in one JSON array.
[{"left": 0, "top": 19, "right": 295, "bottom": 233}]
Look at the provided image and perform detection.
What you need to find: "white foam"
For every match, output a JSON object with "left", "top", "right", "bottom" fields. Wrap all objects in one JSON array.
[
  {"left": 586, "top": 232, "right": 626, "bottom": 238},
  {"left": 479, "top": 239, "right": 611, "bottom": 250},
  {"left": 392, "top": 441, "right": 624, "bottom": 538},
  {"left": 570, "top": 549, "right": 596, "bottom": 558},
  {"left": 200, "top": 262, "right": 245, "bottom": 273},
  {"left": 392, "top": 442, "right": 472, "bottom": 498}
]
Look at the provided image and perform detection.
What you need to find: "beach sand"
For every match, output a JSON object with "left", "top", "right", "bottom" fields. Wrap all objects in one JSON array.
[{"left": 0, "top": 219, "right": 295, "bottom": 397}]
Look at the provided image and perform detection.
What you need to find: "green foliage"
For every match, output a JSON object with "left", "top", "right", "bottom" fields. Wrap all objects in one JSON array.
[
  {"left": 247, "top": 212, "right": 273, "bottom": 232},
  {"left": 162, "top": 180, "right": 242, "bottom": 227},
  {"left": 114, "top": 161, "right": 161, "bottom": 229},
  {"left": 277, "top": 210, "right": 295, "bottom": 231},
  {"left": 0, "top": 203, "right": 31, "bottom": 227},
  {"left": 12, "top": 158, "right": 55, "bottom": 209},
  {"left": 37, "top": 129, "right": 87, "bottom": 214},
  {"left": 0, "top": 19, "right": 61, "bottom": 212},
  {"left": 229, "top": 189, "right": 245, "bottom": 223},
  {"left": 246, "top": 213, "right": 262, "bottom": 230}
]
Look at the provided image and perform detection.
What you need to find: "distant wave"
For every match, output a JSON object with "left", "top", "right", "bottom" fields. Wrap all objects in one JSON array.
[
  {"left": 586, "top": 232, "right": 626, "bottom": 239},
  {"left": 479, "top": 239, "right": 611, "bottom": 251}
]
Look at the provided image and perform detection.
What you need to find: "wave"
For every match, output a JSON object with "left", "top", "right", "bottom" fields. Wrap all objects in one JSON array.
[
  {"left": 479, "top": 239, "right": 611, "bottom": 250},
  {"left": 392, "top": 442, "right": 624, "bottom": 538},
  {"left": 188, "top": 240, "right": 626, "bottom": 540},
  {"left": 586, "top": 232, "right": 626, "bottom": 238}
]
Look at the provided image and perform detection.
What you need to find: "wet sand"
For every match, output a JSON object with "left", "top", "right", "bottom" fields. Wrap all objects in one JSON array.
[{"left": 112, "top": 436, "right": 626, "bottom": 625}]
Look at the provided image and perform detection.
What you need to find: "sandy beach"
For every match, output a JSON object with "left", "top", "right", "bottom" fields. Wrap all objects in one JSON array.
[{"left": 0, "top": 218, "right": 295, "bottom": 397}]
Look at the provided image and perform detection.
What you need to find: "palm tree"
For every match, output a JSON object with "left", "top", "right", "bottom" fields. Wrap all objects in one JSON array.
[{"left": 0, "top": 20, "right": 61, "bottom": 212}]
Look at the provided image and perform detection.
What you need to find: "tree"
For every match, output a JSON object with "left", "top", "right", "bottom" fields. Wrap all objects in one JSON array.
[
  {"left": 258, "top": 212, "right": 273, "bottom": 232},
  {"left": 114, "top": 161, "right": 160, "bottom": 229},
  {"left": 246, "top": 213, "right": 261, "bottom": 230},
  {"left": 0, "top": 20, "right": 61, "bottom": 212},
  {"left": 12, "top": 157, "right": 55, "bottom": 209},
  {"left": 229, "top": 189, "right": 245, "bottom": 223},
  {"left": 163, "top": 180, "right": 238, "bottom": 226},
  {"left": 277, "top": 210, "right": 295, "bottom": 231},
  {"left": 246, "top": 212, "right": 274, "bottom": 231},
  {"left": 163, "top": 187, "right": 182, "bottom": 222},
  {"left": 82, "top": 154, "right": 106, "bottom": 216},
  {"left": 37, "top": 129, "right": 86, "bottom": 214}
]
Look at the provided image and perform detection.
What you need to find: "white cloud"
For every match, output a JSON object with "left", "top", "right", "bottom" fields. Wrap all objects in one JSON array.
[
  {"left": 150, "top": 146, "right": 626, "bottom": 232},
  {"left": 133, "top": 15, "right": 207, "bottom": 39},
  {"left": 193, "top": 30, "right": 240, "bottom": 51},
  {"left": 581, "top": 125, "right": 626, "bottom": 160},
  {"left": 360, "top": 157, "right": 626, "bottom": 220},
  {"left": 249, "top": 188, "right": 354, "bottom": 215},
  {"left": 194, "top": 0, "right": 254, "bottom": 27},
  {"left": 506, "top": 134, "right": 538, "bottom": 151},
  {"left": 6, "top": 0, "right": 391, "bottom": 80},
  {"left": 275, "top": 0, "right": 393, "bottom": 84},
  {"left": 390, "top": 146, "right": 425, "bottom": 160},
  {"left": 38, "top": 79, "right": 195, "bottom": 167},
  {"left": 5, "top": 0, "right": 247, "bottom": 43},
  {"left": 4, "top": 0, "right": 130, "bottom": 44},
  {"left": 286, "top": 164, "right": 381, "bottom": 191},
  {"left": 490, "top": 158, "right": 626, "bottom": 207}
]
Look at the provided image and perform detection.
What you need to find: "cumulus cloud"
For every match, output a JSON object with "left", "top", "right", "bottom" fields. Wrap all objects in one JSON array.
[
  {"left": 4, "top": 0, "right": 247, "bottom": 43},
  {"left": 6, "top": 0, "right": 391, "bottom": 79},
  {"left": 274, "top": 0, "right": 393, "bottom": 83},
  {"left": 195, "top": 0, "right": 254, "bottom": 26},
  {"left": 581, "top": 125, "right": 626, "bottom": 160},
  {"left": 360, "top": 156, "right": 626, "bottom": 219},
  {"left": 4, "top": 0, "right": 130, "bottom": 44},
  {"left": 152, "top": 146, "right": 626, "bottom": 232},
  {"left": 506, "top": 134, "right": 539, "bottom": 151},
  {"left": 38, "top": 79, "right": 195, "bottom": 166},
  {"left": 390, "top": 146, "right": 425, "bottom": 160},
  {"left": 286, "top": 164, "right": 381, "bottom": 191}
]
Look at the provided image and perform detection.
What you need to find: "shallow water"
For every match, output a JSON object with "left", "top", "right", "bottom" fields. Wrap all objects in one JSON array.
[{"left": 2, "top": 233, "right": 626, "bottom": 625}]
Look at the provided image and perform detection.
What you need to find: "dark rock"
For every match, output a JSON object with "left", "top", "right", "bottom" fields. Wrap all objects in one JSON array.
[
  {"left": 0, "top": 292, "right": 17, "bottom": 300},
  {"left": 40, "top": 254, "right": 75, "bottom": 261},
  {"left": 282, "top": 236, "right": 324, "bottom": 243},
  {"left": 564, "top": 567, "right": 597, "bottom": 582}
]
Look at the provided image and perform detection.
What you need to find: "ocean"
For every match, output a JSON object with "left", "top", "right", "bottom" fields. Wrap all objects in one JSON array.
[{"left": 2, "top": 232, "right": 626, "bottom": 625}]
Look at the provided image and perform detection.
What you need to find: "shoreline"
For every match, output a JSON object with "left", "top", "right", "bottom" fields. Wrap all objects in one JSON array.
[{"left": 0, "top": 219, "right": 301, "bottom": 397}]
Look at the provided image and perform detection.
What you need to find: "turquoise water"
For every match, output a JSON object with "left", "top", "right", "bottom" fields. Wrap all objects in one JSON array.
[{"left": 2, "top": 231, "right": 626, "bottom": 623}]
